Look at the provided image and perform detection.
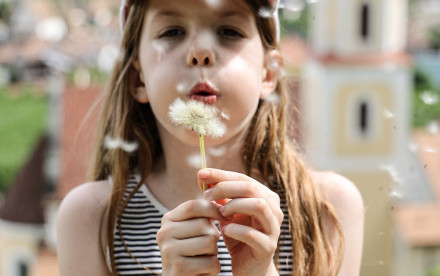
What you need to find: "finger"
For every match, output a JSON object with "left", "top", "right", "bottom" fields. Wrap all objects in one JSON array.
[
  {"left": 221, "top": 223, "right": 276, "bottom": 257},
  {"left": 166, "top": 255, "right": 221, "bottom": 276},
  {"left": 162, "top": 199, "right": 224, "bottom": 223},
  {"left": 199, "top": 169, "right": 281, "bottom": 205},
  {"left": 204, "top": 180, "right": 281, "bottom": 212},
  {"left": 198, "top": 168, "right": 251, "bottom": 186},
  {"left": 219, "top": 198, "right": 281, "bottom": 235},
  {"left": 183, "top": 255, "right": 221, "bottom": 276},
  {"left": 168, "top": 235, "right": 219, "bottom": 257},
  {"left": 166, "top": 218, "right": 220, "bottom": 240}
]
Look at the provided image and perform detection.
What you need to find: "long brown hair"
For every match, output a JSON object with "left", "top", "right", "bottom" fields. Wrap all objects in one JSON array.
[{"left": 91, "top": 1, "right": 344, "bottom": 275}]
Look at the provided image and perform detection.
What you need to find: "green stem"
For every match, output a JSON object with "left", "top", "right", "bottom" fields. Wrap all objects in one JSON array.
[{"left": 199, "top": 134, "right": 207, "bottom": 191}]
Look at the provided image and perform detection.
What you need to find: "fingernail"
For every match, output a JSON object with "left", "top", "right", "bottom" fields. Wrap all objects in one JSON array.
[
  {"left": 204, "top": 188, "right": 212, "bottom": 200},
  {"left": 199, "top": 169, "right": 210, "bottom": 178}
]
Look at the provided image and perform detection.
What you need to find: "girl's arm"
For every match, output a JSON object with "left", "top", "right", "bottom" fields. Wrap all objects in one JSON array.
[
  {"left": 315, "top": 172, "right": 365, "bottom": 276},
  {"left": 57, "top": 181, "right": 111, "bottom": 276}
]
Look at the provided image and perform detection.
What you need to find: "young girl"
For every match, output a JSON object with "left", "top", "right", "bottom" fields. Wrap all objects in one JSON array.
[{"left": 57, "top": 0, "right": 364, "bottom": 275}]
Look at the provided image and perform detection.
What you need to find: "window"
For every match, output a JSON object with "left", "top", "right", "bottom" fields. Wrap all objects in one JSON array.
[
  {"left": 360, "top": 3, "right": 370, "bottom": 41},
  {"left": 18, "top": 261, "right": 28, "bottom": 276},
  {"left": 359, "top": 101, "right": 369, "bottom": 134}
]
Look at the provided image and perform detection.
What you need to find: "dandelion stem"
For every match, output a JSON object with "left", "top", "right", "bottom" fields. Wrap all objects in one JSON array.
[{"left": 199, "top": 134, "right": 207, "bottom": 191}]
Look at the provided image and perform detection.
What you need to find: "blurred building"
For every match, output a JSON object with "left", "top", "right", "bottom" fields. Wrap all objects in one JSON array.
[
  {"left": 0, "top": 0, "right": 119, "bottom": 275},
  {"left": 302, "top": 0, "right": 411, "bottom": 275}
]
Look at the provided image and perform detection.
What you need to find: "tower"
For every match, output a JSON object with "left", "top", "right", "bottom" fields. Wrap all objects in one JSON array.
[{"left": 303, "top": 0, "right": 411, "bottom": 275}]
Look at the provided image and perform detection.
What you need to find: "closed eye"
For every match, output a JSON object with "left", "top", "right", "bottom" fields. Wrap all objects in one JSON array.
[
  {"left": 217, "top": 27, "right": 244, "bottom": 38},
  {"left": 159, "top": 28, "right": 185, "bottom": 39}
]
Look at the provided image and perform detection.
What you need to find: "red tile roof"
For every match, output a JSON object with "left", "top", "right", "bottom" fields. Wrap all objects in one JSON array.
[
  {"left": 57, "top": 85, "right": 103, "bottom": 200},
  {"left": 0, "top": 135, "right": 47, "bottom": 224},
  {"left": 394, "top": 128, "right": 440, "bottom": 246}
]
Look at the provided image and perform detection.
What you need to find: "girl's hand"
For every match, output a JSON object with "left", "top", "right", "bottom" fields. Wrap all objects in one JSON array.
[
  {"left": 198, "top": 168, "right": 284, "bottom": 276},
  {"left": 156, "top": 199, "right": 225, "bottom": 276}
]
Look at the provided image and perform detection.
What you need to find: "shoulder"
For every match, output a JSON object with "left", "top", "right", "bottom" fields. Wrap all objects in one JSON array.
[
  {"left": 312, "top": 171, "right": 364, "bottom": 220},
  {"left": 57, "top": 180, "right": 112, "bottom": 275},
  {"left": 58, "top": 180, "right": 111, "bottom": 225},
  {"left": 312, "top": 171, "right": 364, "bottom": 276}
]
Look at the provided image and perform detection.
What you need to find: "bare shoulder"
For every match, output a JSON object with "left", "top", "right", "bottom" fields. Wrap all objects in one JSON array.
[
  {"left": 312, "top": 171, "right": 364, "bottom": 276},
  {"left": 57, "top": 180, "right": 112, "bottom": 275},
  {"left": 58, "top": 180, "right": 111, "bottom": 219},
  {"left": 312, "top": 171, "right": 364, "bottom": 219}
]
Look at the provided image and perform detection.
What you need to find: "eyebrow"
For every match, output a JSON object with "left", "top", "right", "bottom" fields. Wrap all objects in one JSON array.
[
  {"left": 218, "top": 10, "right": 250, "bottom": 20},
  {"left": 152, "top": 9, "right": 250, "bottom": 21}
]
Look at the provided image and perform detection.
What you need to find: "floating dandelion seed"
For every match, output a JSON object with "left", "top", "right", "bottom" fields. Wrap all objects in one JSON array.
[
  {"left": 153, "top": 41, "right": 167, "bottom": 62},
  {"left": 408, "top": 142, "right": 419, "bottom": 152},
  {"left": 258, "top": 6, "right": 275, "bottom": 18},
  {"left": 169, "top": 98, "right": 226, "bottom": 191},
  {"left": 420, "top": 90, "right": 439, "bottom": 105},
  {"left": 382, "top": 109, "right": 394, "bottom": 119},
  {"left": 281, "top": 0, "right": 305, "bottom": 12},
  {"left": 208, "top": 146, "right": 228, "bottom": 157},
  {"left": 205, "top": 0, "right": 222, "bottom": 8},
  {"left": 220, "top": 111, "right": 230, "bottom": 121},
  {"left": 380, "top": 164, "right": 402, "bottom": 184},
  {"left": 265, "top": 93, "right": 281, "bottom": 104},
  {"left": 426, "top": 121, "right": 439, "bottom": 134},
  {"left": 104, "top": 135, "right": 139, "bottom": 153},
  {"left": 176, "top": 80, "right": 194, "bottom": 94},
  {"left": 388, "top": 189, "right": 403, "bottom": 199},
  {"left": 187, "top": 153, "right": 202, "bottom": 169},
  {"left": 422, "top": 146, "right": 437, "bottom": 153}
]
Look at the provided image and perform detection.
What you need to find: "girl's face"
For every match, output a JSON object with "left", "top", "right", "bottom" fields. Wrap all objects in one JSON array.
[{"left": 134, "top": 0, "right": 276, "bottom": 146}]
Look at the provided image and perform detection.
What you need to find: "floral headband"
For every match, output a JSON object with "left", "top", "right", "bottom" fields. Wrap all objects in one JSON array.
[{"left": 119, "top": 0, "right": 281, "bottom": 41}]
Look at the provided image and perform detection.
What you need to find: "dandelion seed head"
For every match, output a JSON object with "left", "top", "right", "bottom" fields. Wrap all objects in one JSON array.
[{"left": 168, "top": 98, "right": 226, "bottom": 137}]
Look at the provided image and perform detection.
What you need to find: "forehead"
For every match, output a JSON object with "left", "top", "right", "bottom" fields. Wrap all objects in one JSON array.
[{"left": 144, "top": 0, "right": 255, "bottom": 19}]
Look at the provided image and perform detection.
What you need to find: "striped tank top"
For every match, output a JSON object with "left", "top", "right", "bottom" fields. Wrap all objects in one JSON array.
[{"left": 113, "top": 175, "right": 293, "bottom": 275}]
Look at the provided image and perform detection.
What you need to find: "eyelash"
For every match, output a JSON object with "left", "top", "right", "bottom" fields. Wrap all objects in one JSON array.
[
  {"left": 159, "top": 28, "right": 185, "bottom": 39},
  {"left": 217, "top": 27, "right": 244, "bottom": 38},
  {"left": 158, "top": 27, "right": 244, "bottom": 40}
]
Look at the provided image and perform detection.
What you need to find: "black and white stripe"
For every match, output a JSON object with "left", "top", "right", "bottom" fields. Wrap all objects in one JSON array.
[{"left": 113, "top": 176, "right": 293, "bottom": 275}]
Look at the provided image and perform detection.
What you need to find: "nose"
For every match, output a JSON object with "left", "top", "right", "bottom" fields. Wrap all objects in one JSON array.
[{"left": 186, "top": 33, "right": 216, "bottom": 67}]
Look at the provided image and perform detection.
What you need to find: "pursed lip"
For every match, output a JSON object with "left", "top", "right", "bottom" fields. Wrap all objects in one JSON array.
[{"left": 189, "top": 81, "right": 220, "bottom": 105}]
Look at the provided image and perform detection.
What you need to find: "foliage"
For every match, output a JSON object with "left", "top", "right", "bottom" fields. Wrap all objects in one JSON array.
[
  {"left": 428, "top": 27, "right": 440, "bottom": 51},
  {"left": 412, "top": 69, "right": 440, "bottom": 128},
  {"left": 428, "top": 264, "right": 440, "bottom": 276},
  {"left": 0, "top": 85, "right": 48, "bottom": 193},
  {"left": 279, "top": 6, "right": 309, "bottom": 39}
]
